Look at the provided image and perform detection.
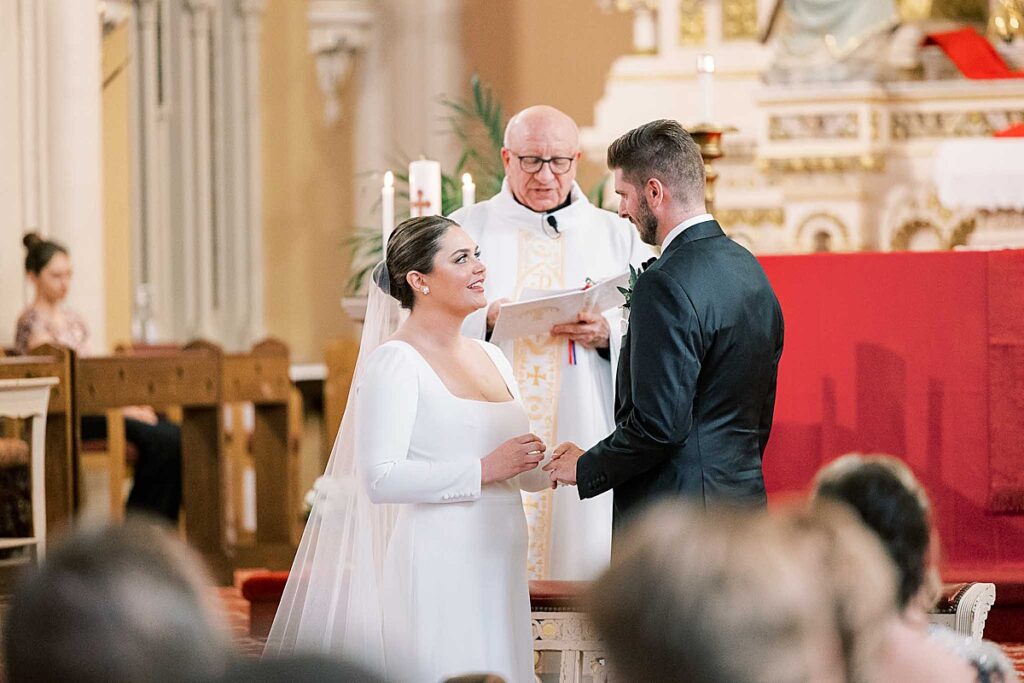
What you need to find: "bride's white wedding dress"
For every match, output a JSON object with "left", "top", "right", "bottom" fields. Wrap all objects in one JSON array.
[{"left": 357, "top": 339, "right": 549, "bottom": 683}]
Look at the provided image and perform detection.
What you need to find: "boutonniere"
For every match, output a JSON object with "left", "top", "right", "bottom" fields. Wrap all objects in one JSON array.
[
  {"left": 618, "top": 265, "right": 641, "bottom": 310},
  {"left": 618, "top": 257, "right": 657, "bottom": 310}
]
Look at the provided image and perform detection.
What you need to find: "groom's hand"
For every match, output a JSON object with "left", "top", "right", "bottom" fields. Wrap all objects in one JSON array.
[
  {"left": 543, "top": 442, "right": 584, "bottom": 488},
  {"left": 551, "top": 310, "right": 610, "bottom": 349}
]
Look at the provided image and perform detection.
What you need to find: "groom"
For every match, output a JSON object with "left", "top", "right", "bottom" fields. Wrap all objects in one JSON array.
[{"left": 544, "top": 119, "right": 784, "bottom": 533}]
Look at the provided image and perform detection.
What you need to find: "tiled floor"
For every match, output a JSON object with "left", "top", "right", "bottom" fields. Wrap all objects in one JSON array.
[
  {"left": 217, "top": 584, "right": 266, "bottom": 659},
  {"left": 1003, "top": 643, "right": 1024, "bottom": 678}
]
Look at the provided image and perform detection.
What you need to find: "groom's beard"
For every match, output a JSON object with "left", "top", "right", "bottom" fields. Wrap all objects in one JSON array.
[{"left": 636, "top": 194, "right": 659, "bottom": 245}]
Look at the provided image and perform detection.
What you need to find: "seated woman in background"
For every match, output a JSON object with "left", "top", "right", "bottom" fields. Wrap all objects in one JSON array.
[
  {"left": 15, "top": 233, "right": 182, "bottom": 523},
  {"left": 812, "top": 454, "right": 1018, "bottom": 683}
]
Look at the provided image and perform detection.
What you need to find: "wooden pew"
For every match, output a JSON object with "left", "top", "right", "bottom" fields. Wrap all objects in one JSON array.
[
  {"left": 75, "top": 346, "right": 227, "bottom": 577},
  {"left": 323, "top": 337, "right": 359, "bottom": 467},
  {"left": 214, "top": 338, "right": 296, "bottom": 569},
  {"left": 0, "top": 345, "right": 76, "bottom": 533},
  {"left": 106, "top": 339, "right": 298, "bottom": 571}
]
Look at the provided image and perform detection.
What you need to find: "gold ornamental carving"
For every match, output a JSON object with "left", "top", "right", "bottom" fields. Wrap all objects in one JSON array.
[
  {"left": 991, "top": 0, "right": 1024, "bottom": 41},
  {"left": 601, "top": 0, "right": 657, "bottom": 10},
  {"left": 926, "top": 192, "right": 955, "bottom": 222},
  {"left": 758, "top": 154, "right": 885, "bottom": 173},
  {"left": 898, "top": 0, "right": 989, "bottom": 22},
  {"left": 947, "top": 218, "right": 977, "bottom": 249},
  {"left": 717, "top": 208, "right": 785, "bottom": 228},
  {"left": 891, "top": 219, "right": 941, "bottom": 250},
  {"left": 796, "top": 211, "right": 851, "bottom": 245},
  {"left": 891, "top": 110, "right": 1024, "bottom": 140},
  {"left": 768, "top": 113, "right": 860, "bottom": 141},
  {"left": 722, "top": 0, "right": 758, "bottom": 40},
  {"left": 678, "top": 0, "right": 705, "bottom": 44}
]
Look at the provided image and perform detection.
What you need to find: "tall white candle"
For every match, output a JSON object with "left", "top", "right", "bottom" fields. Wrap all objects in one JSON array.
[
  {"left": 633, "top": 6, "right": 657, "bottom": 53},
  {"left": 382, "top": 170, "right": 395, "bottom": 249},
  {"left": 461, "top": 173, "right": 476, "bottom": 208},
  {"left": 408, "top": 158, "right": 442, "bottom": 217},
  {"left": 697, "top": 53, "right": 715, "bottom": 124}
]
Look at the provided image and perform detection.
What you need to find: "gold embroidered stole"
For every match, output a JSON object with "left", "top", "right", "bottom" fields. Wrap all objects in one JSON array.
[{"left": 514, "top": 229, "right": 564, "bottom": 579}]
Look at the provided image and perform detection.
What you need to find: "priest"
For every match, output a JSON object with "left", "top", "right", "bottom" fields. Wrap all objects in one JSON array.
[{"left": 449, "top": 105, "right": 652, "bottom": 580}]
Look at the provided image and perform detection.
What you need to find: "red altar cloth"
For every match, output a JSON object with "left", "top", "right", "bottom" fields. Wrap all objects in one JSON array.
[
  {"left": 924, "top": 28, "right": 1024, "bottom": 80},
  {"left": 759, "top": 250, "right": 1024, "bottom": 570}
]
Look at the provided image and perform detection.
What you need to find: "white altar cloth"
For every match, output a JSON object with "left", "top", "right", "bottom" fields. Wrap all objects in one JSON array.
[{"left": 934, "top": 138, "right": 1024, "bottom": 211}]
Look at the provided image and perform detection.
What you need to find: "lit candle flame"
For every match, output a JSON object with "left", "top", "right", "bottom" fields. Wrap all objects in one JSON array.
[{"left": 384, "top": 170, "right": 394, "bottom": 188}]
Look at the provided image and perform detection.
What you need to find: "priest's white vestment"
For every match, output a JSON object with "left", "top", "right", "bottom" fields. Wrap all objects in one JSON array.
[{"left": 450, "top": 180, "right": 653, "bottom": 580}]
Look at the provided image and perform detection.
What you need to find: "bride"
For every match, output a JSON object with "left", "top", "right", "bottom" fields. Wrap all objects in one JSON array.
[{"left": 265, "top": 215, "right": 551, "bottom": 682}]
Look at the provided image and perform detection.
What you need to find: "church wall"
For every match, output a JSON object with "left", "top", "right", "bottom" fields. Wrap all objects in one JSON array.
[
  {"left": 0, "top": 0, "right": 26, "bottom": 348},
  {"left": 101, "top": 23, "right": 134, "bottom": 350},
  {"left": 261, "top": 0, "right": 358, "bottom": 363},
  {"left": 461, "top": 0, "right": 633, "bottom": 191}
]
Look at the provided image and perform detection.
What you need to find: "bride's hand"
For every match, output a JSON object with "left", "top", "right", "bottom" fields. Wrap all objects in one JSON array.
[{"left": 481, "top": 433, "right": 546, "bottom": 484}]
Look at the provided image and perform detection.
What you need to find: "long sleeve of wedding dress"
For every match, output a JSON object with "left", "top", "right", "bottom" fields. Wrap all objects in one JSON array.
[
  {"left": 355, "top": 345, "right": 482, "bottom": 504},
  {"left": 479, "top": 341, "right": 555, "bottom": 494}
]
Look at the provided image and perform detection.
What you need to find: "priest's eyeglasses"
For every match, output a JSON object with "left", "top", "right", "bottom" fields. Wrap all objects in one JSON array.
[{"left": 515, "top": 155, "right": 575, "bottom": 175}]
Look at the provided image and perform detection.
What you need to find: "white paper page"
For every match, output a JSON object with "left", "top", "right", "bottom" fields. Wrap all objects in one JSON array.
[{"left": 491, "top": 272, "right": 628, "bottom": 344}]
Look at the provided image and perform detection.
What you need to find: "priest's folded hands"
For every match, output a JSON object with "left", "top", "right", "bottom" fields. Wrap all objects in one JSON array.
[
  {"left": 550, "top": 309, "right": 610, "bottom": 349},
  {"left": 543, "top": 442, "right": 585, "bottom": 488}
]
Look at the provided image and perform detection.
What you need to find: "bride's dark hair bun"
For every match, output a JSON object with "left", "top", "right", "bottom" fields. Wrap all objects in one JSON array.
[
  {"left": 23, "top": 232, "right": 69, "bottom": 275},
  {"left": 372, "top": 262, "right": 390, "bottom": 293},
  {"left": 383, "top": 215, "right": 457, "bottom": 310}
]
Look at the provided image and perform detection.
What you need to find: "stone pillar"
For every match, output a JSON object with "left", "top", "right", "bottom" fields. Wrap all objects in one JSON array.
[
  {"left": 45, "top": 0, "right": 106, "bottom": 350},
  {"left": 0, "top": 2, "right": 28, "bottom": 344},
  {"left": 185, "top": 0, "right": 216, "bottom": 339},
  {"left": 238, "top": 0, "right": 266, "bottom": 342},
  {"left": 342, "top": 0, "right": 464, "bottom": 229},
  {"left": 134, "top": 0, "right": 169, "bottom": 341}
]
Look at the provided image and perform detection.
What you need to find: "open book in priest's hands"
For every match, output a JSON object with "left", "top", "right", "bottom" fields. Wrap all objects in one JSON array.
[{"left": 489, "top": 271, "right": 629, "bottom": 344}]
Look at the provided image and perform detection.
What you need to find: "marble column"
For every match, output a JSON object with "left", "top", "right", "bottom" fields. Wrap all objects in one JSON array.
[
  {"left": 45, "top": 0, "right": 107, "bottom": 350},
  {"left": 0, "top": 1, "right": 29, "bottom": 344},
  {"left": 238, "top": 0, "right": 266, "bottom": 343}
]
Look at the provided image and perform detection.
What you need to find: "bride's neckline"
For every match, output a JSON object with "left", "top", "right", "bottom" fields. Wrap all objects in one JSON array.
[{"left": 384, "top": 339, "right": 516, "bottom": 405}]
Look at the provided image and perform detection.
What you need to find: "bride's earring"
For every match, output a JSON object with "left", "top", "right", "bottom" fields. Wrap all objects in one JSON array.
[{"left": 421, "top": 286, "right": 430, "bottom": 295}]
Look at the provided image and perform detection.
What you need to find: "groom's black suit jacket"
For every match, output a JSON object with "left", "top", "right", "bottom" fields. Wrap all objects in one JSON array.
[{"left": 577, "top": 219, "right": 784, "bottom": 529}]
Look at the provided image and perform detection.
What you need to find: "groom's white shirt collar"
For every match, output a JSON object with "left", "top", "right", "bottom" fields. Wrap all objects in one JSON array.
[{"left": 660, "top": 213, "right": 714, "bottom": 252}]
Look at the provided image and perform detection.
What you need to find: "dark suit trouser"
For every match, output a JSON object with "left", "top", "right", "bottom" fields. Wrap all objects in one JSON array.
[{"left": 81, "top": 416, "right": 182, "bottom": 522}]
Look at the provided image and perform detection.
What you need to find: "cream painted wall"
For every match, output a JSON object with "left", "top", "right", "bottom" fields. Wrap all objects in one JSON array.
[
  {"left": 101, "top": 23, "right": 134, "bottom": 351},
  {"left": 262, "top": 0, "right": 357, "bottom": 363},
  {"left": 462, "top": 0, "right": 633, "bottom": 190}
]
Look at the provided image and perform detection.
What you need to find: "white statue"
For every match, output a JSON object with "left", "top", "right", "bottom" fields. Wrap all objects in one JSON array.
[{"left": 763, "top": 0, "right": 901, "bottom": 82}]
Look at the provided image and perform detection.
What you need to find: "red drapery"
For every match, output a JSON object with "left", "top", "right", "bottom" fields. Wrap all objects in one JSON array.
[{"left": 760, "top": 250, "right": 1024, "bottom": 570}]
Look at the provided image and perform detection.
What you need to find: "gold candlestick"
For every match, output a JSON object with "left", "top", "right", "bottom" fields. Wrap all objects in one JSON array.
[{"left": 688, "top": 123, "right": 736, "bottom": 215}]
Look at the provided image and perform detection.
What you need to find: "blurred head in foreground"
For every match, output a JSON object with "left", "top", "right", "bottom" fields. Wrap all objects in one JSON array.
[
  {"left": 3, "top": 518, "right": 231, "bottom": 683},
  {"left": 587, "top": 500, "right": 900, "bottom": 683}
]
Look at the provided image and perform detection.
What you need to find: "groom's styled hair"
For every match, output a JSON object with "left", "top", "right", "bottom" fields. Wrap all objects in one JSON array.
[
  {"left": 606, "top": 119, "right": 705, "bottom": 208},
  {"left": 383, "top": 215, "right": 458, "bottom": 309}
]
